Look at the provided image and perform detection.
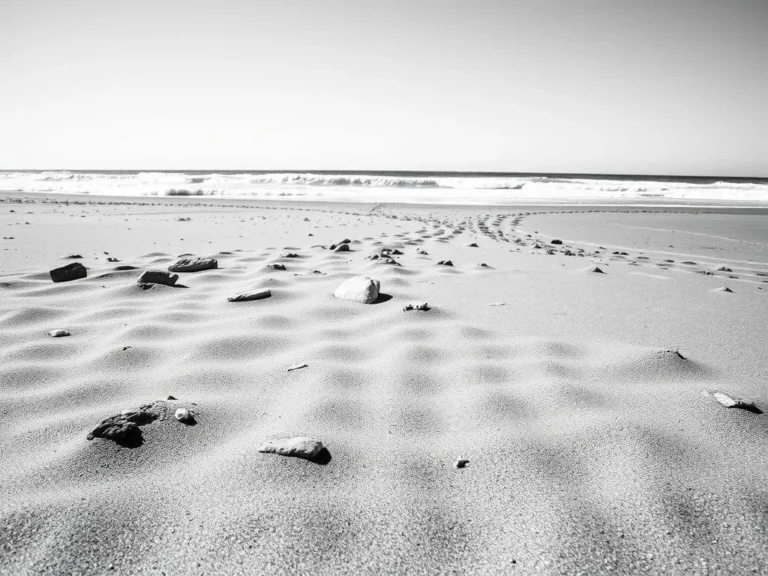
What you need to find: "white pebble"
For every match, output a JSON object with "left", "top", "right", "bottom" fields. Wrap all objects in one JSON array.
[{"left": 174, "top": 408, "right": 191, "bottom": 422}]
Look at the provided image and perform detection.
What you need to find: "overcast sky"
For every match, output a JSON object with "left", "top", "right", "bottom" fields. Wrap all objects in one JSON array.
[{"left": 2, "top": 0, "right": 767, "bottom": 175}]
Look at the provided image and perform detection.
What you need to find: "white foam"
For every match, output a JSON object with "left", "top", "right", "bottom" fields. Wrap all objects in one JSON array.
[{"left": 1, "top": 171, "right": 767, "bottom": 205}]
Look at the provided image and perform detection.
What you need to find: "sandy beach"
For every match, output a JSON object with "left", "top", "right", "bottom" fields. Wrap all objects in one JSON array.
[{"left": 2, "top": 192, "right": 768, "bottom": 575}]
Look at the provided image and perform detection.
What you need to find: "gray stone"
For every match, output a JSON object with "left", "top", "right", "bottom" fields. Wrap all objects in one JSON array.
[
  {"left": 258, "top": 437, "right": 329, "bottom": 463},
  {"left": 138, "top": 270, "right": 179, "bottom": 286},
  {"left": 333, "top": 276, "right": 380, "bottom": 304},
  {"left": 227, "top": 289, "right": 271, "bottom": 302},
  {"left": 168, "top": 257, "right": 218, "bottom": 273},
  {"left": 50, "top": 262, "right": 87, "bottom": 283}
]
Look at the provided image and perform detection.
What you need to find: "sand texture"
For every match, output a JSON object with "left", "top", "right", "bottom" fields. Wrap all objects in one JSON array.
[{"left": 2, "top": 195, "right": 768, "bottom": 575}]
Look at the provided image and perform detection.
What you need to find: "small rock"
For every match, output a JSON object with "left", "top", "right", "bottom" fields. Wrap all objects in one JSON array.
[
  {"left": 329, "top": 239, "right": 352, "bottom": 250},
  {"left": 333, "top": 276, "right": 380, "bottom": 304},
  {"left": 107, "top": 257, "right": 119, "bottom": 262},
  {"left": 467, "top": 242, "right": 478, "bottom": 248},
  {"left": 403, "top": 302, "right": 430, "bottom": 311},
  {"left": 168, "top": 257, "right": 217, "bottom": 273},
  {"left": 137, "top": 270, "right": 178, "bottom": 286},
  {"left": 437, "top": 260, "right": 453, "bottom": 267},
  {"left": 716, "top": 265, "right": 732, "bottom": 272},
  {"left": 267, "top": 264, "right": 286, "bottom": 271},
  {"left": 711, "top": 392, "right": 760, "bottom": 412},
  {"left": 167, "top": 395, "right": 177, "bottom": 400},
  {"left": 227, "top": 289, "right": 271, "bottom": 302},
  {"left": 174, "top": 408, "right": 193, "bottom": 423},
  {"left": 48, "top": 329, "right": 70, "bottom": 338},
  {"left": 280, "top": 252, "right": 299, "bottom": 258},
  {"left": 50, "top": 262, "right": 87, "bottom": 283},
  {"left": 258, "top": 437, "right": 329, "bottom": 463},
  {"left": 87, "top": 404, "right": 162, "bottom": 445},
  {"left": 478, "top": 262, "right": 489, "bottom": 267},
  {"left": 333, "top": 243, "right": 351, "bottom": 252},
  {"left": 490, "top": 302, "right": 505, "bottom": 306},
  {"left": 455, "top": 458, "right": 470, "bottom": 469},
  {"left": 64, "top": 254, "right": 83, "bottom": 259},
  {"left": 588, "top": 266, "right": 605, "bottom": 274},
  {"left": 551, "top": 239, "right": 563, "bottom": 245},
  {"left": 287, "top": 363, "right": 308, "bottom": 372},
  {"left": 716, "top": 286, "right": 734, "bottom": 293}
]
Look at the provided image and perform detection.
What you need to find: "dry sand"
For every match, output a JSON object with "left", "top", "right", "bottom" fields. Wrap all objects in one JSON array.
[{"left": 2, "top": 193, "right": 768, "bottom": 575}]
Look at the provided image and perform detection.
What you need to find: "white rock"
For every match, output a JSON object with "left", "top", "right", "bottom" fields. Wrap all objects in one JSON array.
[
  {"left": 174, "top": 408, "right": 191, "bottom": 422},
  {"left": 333, "top": 276, "right": 380, "bottom": 304},
  {"left": 48, "top": 329, "right": 70, "bottom": 337},
  {"left": 258, "top": 437, "right": 327, "bottom": 462},
  {"left": 712, "top": 392, "right": 757, "bottom": 411},
  {"left": 227, "top": 289, "right": 271, "bottom": 302}
]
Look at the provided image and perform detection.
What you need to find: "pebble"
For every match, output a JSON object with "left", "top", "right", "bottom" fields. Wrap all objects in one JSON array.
[
  {"left": 227, "top": 289, "right": 271, "bottom": 302},
  {"left": 287, "top": 363, "right": 308, "bottom": 372},
  {"left": 258, "top": 437, "right": 329, "bottom": 463},
  {"left": 137, "top": 270, "right": 178, "bottom": 286},
  {"left": 48, "top": 329, "right": 71, "bottom": 337},
  {"left": 167, "top": 257, "right": 218, "bottom": 273},
  {"left": 455, "top": 459, "right": 470, "bottom": 469},
  {"left": 50, "top": 262, "right": 87, "bottom": 283},
  {"left": 174, "top": 408, "right": 192, "bottom": 423}
]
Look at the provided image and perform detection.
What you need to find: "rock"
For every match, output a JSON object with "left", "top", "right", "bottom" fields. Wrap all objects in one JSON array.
[
  {"left": 467, "top": 243, "right": 478, "bottom": 248},
  {"left": 227, "top": 289, "right": 271, "bottom": 302},
  {"left": 174, "top": 408, "right": 194, "bottom": 423},
  {"left": 403, "top": 302, "right": 429, "bottom": 311},
  {"left": 330, "top": 239, "right": 352, "bottom": 250},
  {"left": 551, "top": 239, "right": 563, "bottom": 245},
  {"left": 417, "top": 250, "right": 429, "bottom": 255},
  {"left": 716, "top": 266, "right": 734, "bottom": 272},
  {"left": 87, "top": 404, "right": 162, "bottom": 446},
  {"left": 490, "top": 302, "right": 505, "bottom": 306},
  {"left": 50, "top": 262, "right": 87, "bottom": 283},
  {"left": 716, "top": 286, "right": 734, "bottom": 293},
  {"left": 287, "top": 363, "right": 308, "bottom": 372},
  {"left": 48, "top": 329, "right": 70, "bottom": 337},
  {"left": 115, "top": 265, "right": 138, "bottom": 271},
  {"left": 64, "top": 254, "right": 83, "bottom": 259},
  {"left": 167, "top": 257, "right": 217, "bottom": 273},
  {"left": 588, "top": 266, "right": 605, "bottom": 274},
  {"left": 455, "top": 458, "right": 470, "bottom": 469},
  {"left": 711, "top": 391, "right": 760, "bottom": 412},
  {"left": 258, "top": 437, "right": 330, "bottom": 463},
  {"left": 333, "top": 243, "right": 351, "bottom": 252},
  {"left": 478, "top": 262, "right": 489, "bottom": 267},
  {"left": 437, "top": 260, "right": 453, "bottom": 267},
  {"left": 137, "top": 270, "right": 179, "bottom": 286},
  {"left": 107, "top": 257, "right": 119, "bottom": 262},
  {"left": 280, "top": 252, "right": 299, "bottom": 258},
  {"left": 267, "top": 264, "right": 286, "bottom": 271},
  {"left": 333, "top": 276, "right": 380, "bottom": 304}
]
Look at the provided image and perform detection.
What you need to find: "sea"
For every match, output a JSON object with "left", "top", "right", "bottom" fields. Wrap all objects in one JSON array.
[{"left": 2, "top": 170, "right": 768, "bottom": 205}]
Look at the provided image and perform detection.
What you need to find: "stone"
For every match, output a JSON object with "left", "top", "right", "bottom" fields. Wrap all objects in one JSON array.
[
  {"left": 227, "top": 289, "right": 271, "bottom": 302},
  {"left": 332, "top": 243, "right": 351, "bottom": 252},
  {"left": 167, "top": 257, "right": 217, "bottom": 273},
  {"left": 87, "top": 404, "right": 161, "bottom": 446},
  {"left": 330, "top": 239, "right": 352, "bottom": 250},
  {"left": 437, "top": 260, "right": 453, "bottom": 267},
  {"left": 588, "top": 266, "right": 605, "bottom": 274},
  {"left": 467, "top": 243, "right": 478, "bottom": 248},
  {"left": 287, "top": 363, "right": 308, "bottom": 372},
  {"left": 48, "top": 329, "right": 70, "bottom": 338},
  {"left": 551, "top": 239, "right": 563, "bottom": 245},
  {"left": 455, "top": 458, "right": 470, "bottom": 469},
  {"left": 258, "top": 437, "right": 329, "bottom": 463},
  {"left": 711, "top": 392, "right": 760, "bottom": 412},
  {"left": 267, "top": 264, "right": 286, "bottom": 271},
  {"left": 403, "top": 302, "right": 429, "bottom": 311},
  {"left": 333, "top": 276, "right": 380, "bottom": 304},
  {"left": 137, "top": 270, "right": 178, "bottom": 286},
  {"left": 174, "top": 408, "right": 193, "bottom": 423},
  {"left": 50, "top": 262, "right": 87, "bottom": 283}
]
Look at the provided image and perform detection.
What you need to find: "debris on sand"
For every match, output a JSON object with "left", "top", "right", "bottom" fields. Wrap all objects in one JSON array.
[
  {"left": 287, "top": 363, "right": 308, "bottom": 372},
  {"left": 437, "top": 260, "right": 454, "bottom": 267},
  {"left": 707, "top": 391, "right": 761, "bottom": 413},
  {"left": 87, "top": 403, "right": 162, "bottom": 446},
  {"left": 174, "top": 408, "right": 194, "bottom": 424},
  {"left": 137, "top": 270, "right": 179, "bottom": 286},
  {"left": 333, "top": 276, "right": 380, "bottom": 304},
  {"left": 168, "top": 257, "right": 218, "bottom": 273},
  {"left": 50, "top": 262, "right": 87, "bottom": 283},
  {"left": 267, "top": 263, "right": 286, "bottom": 271},
  {"left": 258, "top": 437, "right": 330, "bottom": 464},
  {"left": 330, "top": 239, "right": 352, "bottom": 250},
  {"left": 227, "top": 289, "right": 271, "bottom": 302},
  {"left": 403, "top": 302, "right": 430, "bottom": 312},
  {"left": 48, "top": 329, "right": 70, "bottom": 338},
  {"left": 455, "top": 458, "right": 470, "bottom": 469}
]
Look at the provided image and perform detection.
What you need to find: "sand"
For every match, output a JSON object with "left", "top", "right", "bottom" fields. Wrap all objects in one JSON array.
[{"left": 2, "top": 193, "right": 768, "bottom": 575}]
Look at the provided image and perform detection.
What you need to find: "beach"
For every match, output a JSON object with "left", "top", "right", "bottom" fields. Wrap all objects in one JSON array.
[{"left": 2, "top": 192, "right": 768, "bottom": 575}]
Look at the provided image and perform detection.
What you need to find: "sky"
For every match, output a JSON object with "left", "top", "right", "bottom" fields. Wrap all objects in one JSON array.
[{"left": 2, "top": 0, "right": 767, "bottom": 176}]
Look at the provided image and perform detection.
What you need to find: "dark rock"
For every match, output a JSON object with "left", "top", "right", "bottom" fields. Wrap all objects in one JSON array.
[
  {"left": 267, "top": 264, "right": 286, "bottom": 271},
  {"left": 138, "top": 270, "right": 178, "bottom": 286},
  {"left": 551, "top": 239, "right": 563, "bottom": 245},
  {"left": 437, "top": 260, "right": 453, "bottom": 266},
  {"left": 87, "top": 404, "right": 162, "bottom": 447},
  {"left": 50, "top": 262, "right": 87, "bottom": 283},
  {"left": 333, "top": 243, "right": 351, "bottom": 252},
  {"left": 168, "top": 257, "right": 217, "bottom": 273}
]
